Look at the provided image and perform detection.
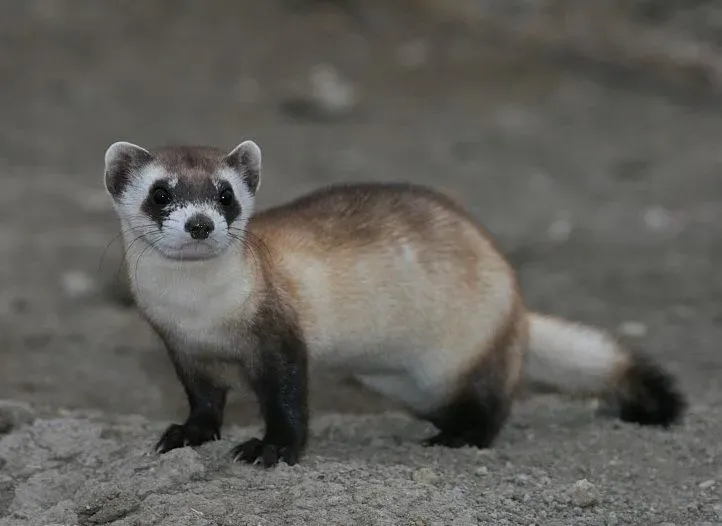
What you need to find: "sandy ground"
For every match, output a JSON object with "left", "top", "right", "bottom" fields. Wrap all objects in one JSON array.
[
  {"left": 1, "top": 403, "right": 721, "bottom": 525},
  {"left": 0, "top": 1, "right": 721, "bottom": 524}
]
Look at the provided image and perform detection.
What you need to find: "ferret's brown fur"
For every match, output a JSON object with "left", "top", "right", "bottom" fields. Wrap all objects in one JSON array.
[{"left": 250, "top": 184, "right": 524, "bottom": 409}]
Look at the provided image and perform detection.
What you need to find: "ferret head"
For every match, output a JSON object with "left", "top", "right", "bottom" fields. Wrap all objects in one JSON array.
[{"left": 103, "top": 141, "right": 261, "bottom": 261}]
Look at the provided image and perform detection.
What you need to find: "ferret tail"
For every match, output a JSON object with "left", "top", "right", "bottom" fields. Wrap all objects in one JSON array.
[{"left": 523, "top": 312, "right": 686, "bottom": 427}]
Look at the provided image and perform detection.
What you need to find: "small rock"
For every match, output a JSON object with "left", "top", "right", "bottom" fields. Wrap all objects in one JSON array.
[
  {"left": 568, "top": 479, "right": 599, "bottom": 508},
  {"left": 698, "top": 479, "right": 716, "bottom": 489},
  {"left": 617, "top": 321, "right": 648, "bottom": 338},
  {"left": 60, "top": 270, "right": 96, "bottom": 300},
  {"left": 411, "top": 467, "right": 439, "bottom": 484},
  {"left": 280, "top": 64, "right": 358, "bottom": 122},
  {"left": 643, "top": 206, "right": 675, "bottom": 231},
  {"left": 0, "top": 400, "right": 35, "bottom": 434},
  {"left": 311, "top": 64, "right": 355, "bottom": 111},
  {"left": 547, "top": 213, "right": 573, "bottom": 242}
]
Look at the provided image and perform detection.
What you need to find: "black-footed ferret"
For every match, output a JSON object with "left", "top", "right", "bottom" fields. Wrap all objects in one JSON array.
[{"left": 103, "top": 140, "right": 685, "bottom": 467}]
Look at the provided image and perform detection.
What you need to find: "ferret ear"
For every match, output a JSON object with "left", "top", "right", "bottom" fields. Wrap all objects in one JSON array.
[
  {"left": 224, "top": 140, "right": 262, "bottom": 195},
  {"left": 104, "top": 141, "right": 152, "bottom": 199}
]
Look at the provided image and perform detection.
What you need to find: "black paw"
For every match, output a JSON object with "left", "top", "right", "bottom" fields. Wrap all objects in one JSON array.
[
  {"left": 230, "top": 437, "right": 301, "bottom": 467},
  {"left": 421, "top": 430, "right": 492, "bottom": 449},
  {"left": 421, "top": 432, "right": 471, "bottom": 449},
  {"left": 155, "top": 417, "right": 221, "bottom": 454}
]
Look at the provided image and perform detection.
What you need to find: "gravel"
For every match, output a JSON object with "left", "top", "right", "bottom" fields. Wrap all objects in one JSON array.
[{"left": 0, "top": 402, "right": 720, "bottom": 525}]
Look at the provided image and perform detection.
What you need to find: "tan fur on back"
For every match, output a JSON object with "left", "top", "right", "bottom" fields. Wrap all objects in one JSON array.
[{"left": 249, "top": 183, "right": 518, "bottom": 413}]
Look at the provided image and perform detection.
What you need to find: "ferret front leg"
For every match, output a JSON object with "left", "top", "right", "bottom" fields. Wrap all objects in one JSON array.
[
  {"left": 156, "top": 352, "right": 228, "bottom": 454},
  {"left": 231, "top": 329, "right": 309, "bottom": 467}
]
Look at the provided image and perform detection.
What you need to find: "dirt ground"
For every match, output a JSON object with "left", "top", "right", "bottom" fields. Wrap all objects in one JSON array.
[{"left": 0, "top": 1, "right": 721, "bottom": 524}]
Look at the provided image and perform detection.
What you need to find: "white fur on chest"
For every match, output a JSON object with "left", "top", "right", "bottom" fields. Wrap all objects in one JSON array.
[{"left": 128, "top": 244, "right": 252, "bottom": 355}]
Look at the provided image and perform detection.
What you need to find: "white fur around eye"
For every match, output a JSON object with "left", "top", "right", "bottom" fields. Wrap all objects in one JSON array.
[
  {"left": 217, "top": 167, "right": 255, "bottom": 226},
  {"left": 115, "top": 164, "right": 165, "bottom": 220}
]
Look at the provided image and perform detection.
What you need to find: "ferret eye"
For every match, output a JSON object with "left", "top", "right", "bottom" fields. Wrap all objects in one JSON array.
[
  {"left": 219, "top": 188, "right": 234, "bottom": 206},
  {"left": 152, "top": 187, "right": 171, "bottom": 206}
]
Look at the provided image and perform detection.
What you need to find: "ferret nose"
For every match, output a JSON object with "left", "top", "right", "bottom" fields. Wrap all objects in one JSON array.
[{"left": 184, "top": 214, "right": 214, "bottom": 240}]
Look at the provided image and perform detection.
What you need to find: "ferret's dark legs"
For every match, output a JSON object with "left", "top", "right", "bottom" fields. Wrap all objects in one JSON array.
[
  {"left": 420, "top": 359, "right": 512, "bottom": 449},
  {"left": 231, "top": 355, "right": 309, "bottom": 467},
  {"left": 231, "top": 302, "right": 309, "bottom": 467},
  {"left": 156, "top": 354, "right": 228, "bottom": 454}
]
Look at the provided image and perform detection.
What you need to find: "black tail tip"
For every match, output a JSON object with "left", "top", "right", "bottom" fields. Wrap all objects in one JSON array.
[{"left": 615, "top": 355, "right": 686, "bottom": 428}]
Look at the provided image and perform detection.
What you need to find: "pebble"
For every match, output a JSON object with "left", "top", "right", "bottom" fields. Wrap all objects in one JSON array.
[
  {"left": 310, "top": 64, "right": 356, "bottom": 114},
  {"left": 281, "top": 64, "right": 358, "bottom": 122},
  {"left": 617, "top": 321, "right": 648, "bottom": 338},
  {"left": 411, "top": 467, "right": 439, "bottom": 484},
  {"left": 698, "top": 479, "right": 716, "bottom": 489},
  {"left": 547, "top": 213, "right": 573, "bottom": 242},
  {"left": 568, "top": 479, "right": 599, "bottom": 508},
  {"left": 60, "top": 271, "right": 96, "bottom": 300},
  {"left": 644, "top": 206, "right": 675, "bottom": 231}
]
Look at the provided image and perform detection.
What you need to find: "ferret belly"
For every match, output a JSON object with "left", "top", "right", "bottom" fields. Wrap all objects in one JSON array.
[
  {"left": 302, "top": 308, "right": 477, "bottom": 413},
  {"left": 292, "top": 253, "right": 516, "bottom": 413}
]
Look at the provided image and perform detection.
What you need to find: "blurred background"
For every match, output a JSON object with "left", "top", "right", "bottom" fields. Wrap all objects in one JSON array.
[{"left": 0, "top": 0, "right": 720, "bottom": 425}]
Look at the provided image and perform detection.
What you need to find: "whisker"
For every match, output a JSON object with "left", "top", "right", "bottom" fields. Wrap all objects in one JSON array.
[
  {"left": 132, "top": 233, "right": 165, "bottom": 286},
  {"left": 118, "top": 231, "right": 157, "bottom": 287},
  {"left": 227, "top": 233, "right": 257, "bottom": 268},
  {"left": 98, "top": 224, "right": 156, "bottom": 273},
  {"left": 227, "top": 228, "right": 271, "bottom": 271},
  {"left": 226, "top": 228, "right": 276, "bottom": 296},
  {"left": 104, "top": 223, "right": 160, "bottom": 290}
]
